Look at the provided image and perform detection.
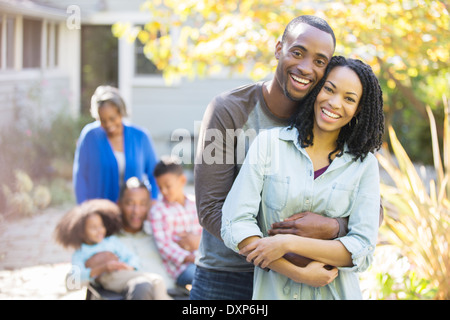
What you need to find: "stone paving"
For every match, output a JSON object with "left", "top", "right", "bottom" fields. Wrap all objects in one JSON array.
[
  {"left": 0, "top": 184, "right": 196, "bottom": 300},
  {"left": 0, "top": 205, "right": 86, "bottom": 300}
]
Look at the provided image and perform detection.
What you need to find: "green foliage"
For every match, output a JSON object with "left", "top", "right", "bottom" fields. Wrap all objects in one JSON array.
[
  {"left": 360, "top": 245, "right": 437, "bottom": 299},
  {"left": 376, "top": 269, "right": 437, "bottom": 300},
  {"left": 0, "top": 111, "right": 90, "bottom": 215},
  {"left": 113, "top": 0, "right": 449, "bottom": 163},
  {"left": 376, "top": 97, "right": 450, "bottom": 300}
]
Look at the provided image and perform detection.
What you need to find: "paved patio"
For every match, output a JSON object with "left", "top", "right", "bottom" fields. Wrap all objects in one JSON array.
[{"left": 0, "top": 205, "right": 85, "bottom": 299}]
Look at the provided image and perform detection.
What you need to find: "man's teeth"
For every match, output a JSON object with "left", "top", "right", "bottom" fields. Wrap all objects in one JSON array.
[
  {"left": 322, "top": 108, "right": 340, "bottom": 119},
  {"left": 291, "top": 74, "right": 310, "bottom": 85}
]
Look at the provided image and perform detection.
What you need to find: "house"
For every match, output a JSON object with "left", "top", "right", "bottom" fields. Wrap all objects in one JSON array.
[
  {"left": 0, "top": 0, "right": 80, "bottom": 126},
  {"left": 0, "top": 0, "right": 253, "bottom": 161}
]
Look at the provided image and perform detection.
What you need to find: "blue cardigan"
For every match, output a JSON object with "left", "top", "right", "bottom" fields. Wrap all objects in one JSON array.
[{"left": 73, "top": 121, "right": 159, "bottom": 204}]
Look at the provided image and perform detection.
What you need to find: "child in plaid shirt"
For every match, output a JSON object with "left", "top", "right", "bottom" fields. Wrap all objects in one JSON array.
[{"left": 150, "top": 156, "right": 202, "bottom": 288}]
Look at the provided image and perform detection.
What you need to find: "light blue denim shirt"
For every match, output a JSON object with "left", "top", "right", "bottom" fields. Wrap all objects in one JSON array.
[{"left": 221, "top": 127, "right": 380, "bottom": 300}]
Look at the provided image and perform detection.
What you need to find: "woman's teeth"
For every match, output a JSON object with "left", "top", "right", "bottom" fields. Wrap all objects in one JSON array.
[{"left": 322, "top": 108, "right": 340, "bottom": 119}]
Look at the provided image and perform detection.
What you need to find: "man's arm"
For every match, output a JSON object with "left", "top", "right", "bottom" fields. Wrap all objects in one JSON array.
[
  {"left": 268, "top": 206, "right": 382, "bottom": 267},
  {"left": 268, "top": 201, "right": 384, "bottom": 240},
  {"left": 269, "top": 212, "right": 341, "bottom": 239},
  {"left": 84, "top": 251, "right": 132, "bottom": 278},
  {"left": 194, "top": 99, "right": 239, "bottom": 239}
]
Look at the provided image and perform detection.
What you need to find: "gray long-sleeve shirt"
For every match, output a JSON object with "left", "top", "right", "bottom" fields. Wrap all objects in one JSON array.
[{"left": 194, "top": 82, "right": 293, "bottom": 271}]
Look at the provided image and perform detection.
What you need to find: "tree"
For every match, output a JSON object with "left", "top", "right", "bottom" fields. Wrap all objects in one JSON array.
[{"left": 113, "top": 0, "right": 449, "bottom": 162}]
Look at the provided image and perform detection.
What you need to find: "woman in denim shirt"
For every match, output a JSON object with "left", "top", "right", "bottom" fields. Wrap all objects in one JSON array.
[{"left": 221, "top": 56, "right": 384, "bottom": 299}]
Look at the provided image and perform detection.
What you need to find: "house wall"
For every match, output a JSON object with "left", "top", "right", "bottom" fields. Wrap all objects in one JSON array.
[
  {"left": 0, "top": 71, "right": 71, "bottom": 127},
  {"left": 0, "top": 0, "right": 261, "bottom": 162},
  {"left": 0, "top": 1, "right": 80, "bottom": 127},
  {"left": 130, "top": 77, "right": 254, "bottom": 160}
]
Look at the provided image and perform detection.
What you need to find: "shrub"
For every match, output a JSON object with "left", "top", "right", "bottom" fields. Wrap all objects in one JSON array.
[
  {"left": 376, "top": 97, "right": 450, "bottom": 300},
  {"left": 0, "top": 111, "right": 91, "bottom": 215},
  {"left": 2, "top": 170, "right": 51, "bottom": 217}
]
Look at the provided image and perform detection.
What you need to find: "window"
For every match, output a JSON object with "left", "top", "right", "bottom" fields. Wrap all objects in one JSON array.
[
  {"left": 134, "top": 27, "right": 162, "bottom": 76},
  {"left": 6, "top": 17, "right": 15, "bottom": 69},
  {"left": 0, "top": 16, "right": 2, "bottom": 67},
  {"left": 0, "top": 14, "right": 60, "bottom": 71},
  {"left": 0, "top": 15, "right": 16, "bottom": 70},
  {"left": 23, "top": 18, "right": 42, "bottom": 69},
  {"left": 46, "top": 22, "right": 59, "bottom": 68}
]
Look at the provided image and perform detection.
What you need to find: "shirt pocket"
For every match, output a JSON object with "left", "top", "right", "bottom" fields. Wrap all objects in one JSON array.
[
  {"left": 262, "top": 175, "right": 290, "bottom": 212},
  {"left": 325, "top": 182, "right": 358, "bottom": 217}
]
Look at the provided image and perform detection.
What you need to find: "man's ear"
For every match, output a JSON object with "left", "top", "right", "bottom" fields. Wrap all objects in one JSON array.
[{"left": 275, "top": 40, "right": 282, "bottom": 60}]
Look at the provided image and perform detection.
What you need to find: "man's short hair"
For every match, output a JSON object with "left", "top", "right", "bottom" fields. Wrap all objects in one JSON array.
[{"left": 282, "top": 15, "right": 336, "bottom": 48}]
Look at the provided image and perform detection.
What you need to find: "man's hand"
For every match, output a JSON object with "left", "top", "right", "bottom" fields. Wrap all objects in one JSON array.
[
  {"left": 85, "top": 251, "right": 133, "bottom": 278},
  {"left": 104, "top": 260, "right": 134, "bottom": 273},
  {"left": 85, "top": 251, "right": 119, "bottom": 269},
  {"left": 268, "top": 211, "right": 340, "bottom": 240}
]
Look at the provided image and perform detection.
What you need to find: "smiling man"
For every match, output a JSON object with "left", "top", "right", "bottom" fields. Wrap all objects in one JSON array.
[
  {"left": 273, "top": 21, "right": 336, "bottom": 110},
  {"left": 117, "top": 177, "right": 174, "bottom": 290},
  {"left": 192, "top": 16, "right": 348, "bottom": 300}
]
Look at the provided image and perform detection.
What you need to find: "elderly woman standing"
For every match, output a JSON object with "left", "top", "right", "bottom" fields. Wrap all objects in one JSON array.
[{"left": 73, "top": 85, "right": 159, "bottom": 204}]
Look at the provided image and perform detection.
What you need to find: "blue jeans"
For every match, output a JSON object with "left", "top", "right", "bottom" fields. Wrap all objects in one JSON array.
[
  {"left": 189, "top": 266, "right": 254, "bottom": 300},
  {"left": 176, "top": 263, "right": 196, "bottom": 287}
]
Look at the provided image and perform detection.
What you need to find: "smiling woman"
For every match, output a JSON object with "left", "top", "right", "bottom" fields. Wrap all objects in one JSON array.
[
  {"left": 297, "top": 56, "right": 384, "bottom": 164},
  {"left": 315, "top": 66, "right": 362, "bottom": 134},
  {"left": 73, "top": 85, "right": 160, "bottom": 204},
  {"left": 221, "top": 55, "right": 385, "bottom": 300}
]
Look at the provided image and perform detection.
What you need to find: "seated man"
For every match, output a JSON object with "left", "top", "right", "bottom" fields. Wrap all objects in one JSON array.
[
  {"left": 83, "top": 177, "right": 177, "bottom": 299},
  {"left": 85, "top": 251, "right": 170, "bottom": 300},
  {"left": 116, "top": 177, "right": 174, "bottom": 290}
]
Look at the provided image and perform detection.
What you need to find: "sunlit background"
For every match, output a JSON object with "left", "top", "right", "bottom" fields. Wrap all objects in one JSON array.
[{"left": 0, "top": 0, "right": 448, "bottom": 299}]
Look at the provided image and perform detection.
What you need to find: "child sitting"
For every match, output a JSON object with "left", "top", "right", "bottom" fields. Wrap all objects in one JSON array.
[
  {"left": 150, "top": 156, "right": 202, "bottom": 288},
  {"left": 54, "top": 198, "right": 171, "bottom": 299}
]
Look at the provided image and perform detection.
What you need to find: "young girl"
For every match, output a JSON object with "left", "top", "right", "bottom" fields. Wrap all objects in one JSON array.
[
  {"left": 221, "top": 56, "right": 384, "bottom": 299},
  {"left": 54, "top": 199, "right": 171, "bottom": 300}
]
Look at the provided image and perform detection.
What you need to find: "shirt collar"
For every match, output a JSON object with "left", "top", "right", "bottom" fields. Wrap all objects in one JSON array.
[
  {"left": 277, "top": 127, "right": 353, "bottom": 163},
  {"left": 119, "top": 220, "right": 153, "bottom": 237}
]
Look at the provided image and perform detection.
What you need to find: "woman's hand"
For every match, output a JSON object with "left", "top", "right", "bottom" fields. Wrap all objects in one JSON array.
[
  {"left": 239, "top": 234, "right": 292, "bottom": 269},
  {"left": 293, "top": 261, "right": 338, "bottom": 287}
]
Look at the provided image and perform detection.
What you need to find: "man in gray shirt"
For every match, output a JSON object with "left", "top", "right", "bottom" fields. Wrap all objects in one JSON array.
[{"left": 191, "top": 15, "right": 344, "bottom": 300}]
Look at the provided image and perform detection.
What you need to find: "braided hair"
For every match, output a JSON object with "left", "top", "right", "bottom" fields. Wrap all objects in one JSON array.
[{"left": 293, "top": 56, "right": 384, "bottom": 163}]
